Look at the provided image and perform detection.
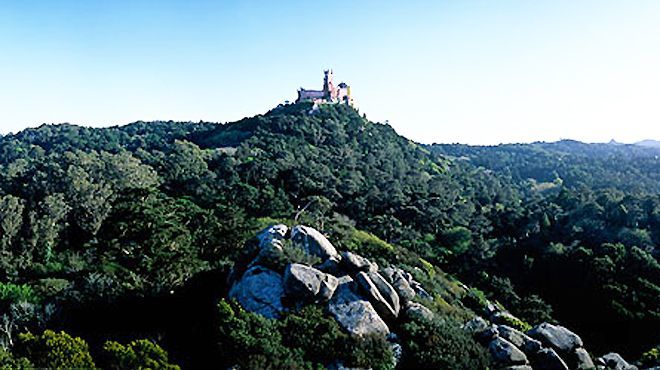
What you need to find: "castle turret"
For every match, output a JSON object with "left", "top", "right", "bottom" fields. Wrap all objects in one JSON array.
[{"left": 323, "top": 70, "right": 338, "bottom": 100}]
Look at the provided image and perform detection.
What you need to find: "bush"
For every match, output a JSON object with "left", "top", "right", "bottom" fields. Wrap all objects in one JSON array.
[
  {"left": 462, "top": 287, "right": 488, "bottom": 314},
  {"left": 343, "top": 334, "right": 395, "bottom": 370},
  {"left": 640, "top": 346, "right": 660, "bottom": 368},
  {"left": 102, "top": 339, "right": 181, "bottom": 370},
  {"left": 0, "top": 349, "right": 32, "bottom": 369},
  {"left": 216, "top": 300, "right": 309, "bottom": 368},
  {"left": 399, "top": 316, "right": 490, "bottom": 370},
  {"left": 0, "top": 283, "right": 40, "bottom": 304},
  {"left": 280, "top": 305, "right": 348, "bottom": 365},
  {"left": 15, "top": 330, "right": 96, "bottom": 369}
]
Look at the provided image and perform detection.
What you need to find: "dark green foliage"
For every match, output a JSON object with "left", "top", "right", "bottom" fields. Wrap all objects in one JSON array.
[
  {"left": 399, "top": 316, "right": 491, "bottom": 370},
  {"left": 216, "top": 299, "right": 310, "bottom": 368},
  {"left": 0, "top": 103, "right": 656, "bottom": 364}
]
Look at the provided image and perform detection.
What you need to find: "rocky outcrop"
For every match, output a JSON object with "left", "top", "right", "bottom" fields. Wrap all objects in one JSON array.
[
  {"left": 489, "top": 337, "right": 529, "bottom": 366},
  {"left": 228, "top": 266, "right": 284, "bottom": 319},
  {"left": 283, "top": 263, "right": 338, "bottom": 302},
  {"left": 328, "top": 277, "right": 390, "bottom": 337},
  {"left": 597, "top": 353, "right": 639, "bottom": 370},
  {"left": 466, "top": 314, "right": 603, "bottom": 370},
  {"left": 528, "top": 323, "right": 583, "bottom": 355},
  {"left": 291, "top": 225, "right": 341, "bottom": 261},
  {"left": 230, "top": 224, "right": 439, "bottom": 354}
]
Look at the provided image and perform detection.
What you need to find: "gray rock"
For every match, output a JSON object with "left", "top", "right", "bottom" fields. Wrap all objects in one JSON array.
[
  {"left": 291, "top": 225, "right": 341, "bottom": 261},
  {"left": 489, "top": 337, "right": 528, "bottom": 366},
  {"left": 256, "top": 224, "right": 288, "bottom": 249},
  {"left": 381, "top": 266, "right": 416, "bottom": 303},
  {"left": 327, "top": 362, "right": 369, "bottom": 370},
  {"left": 355, "top": 271, "right": 400, "bottom": 320},
  {"left": 531, "top": 348, "right": 569, "bottom": 370},
  {"left": 572, "top": 348, "right": 595, "bottom": 370},
  {"left": 463, "top": 316, "right": 489, "bottom": 335},
  {"left": 479, "top": 324, "right": 500, "bottom": 343},
  {"left": 340, "top": 251, "right": 377, "bottom": 273},
  {"left": 328, "top": 277, "right": 389, "bottom": 337},
  {"left": 528, "top": 323, "right": 583, "bottom": 354},
  {"left": 598, "top": 353, "right": 638, "bottom": 370},
  {"left": 410, "top": 280, "right": 432, "bottom": 300},
  {"left": 283, "top": 263, "right": 338, "bottom": 302},
  {"left": 497, "top": 325, "right": 542, "bottom": 355},
  {"left": 228, "top": 266, "right": 284, "bottom": 319},
  {"left": 404, "top": 302, "right": 434, "bottom": 321},
  {"left": 315, "top": 256, "right": 342, "bottom": 275}
]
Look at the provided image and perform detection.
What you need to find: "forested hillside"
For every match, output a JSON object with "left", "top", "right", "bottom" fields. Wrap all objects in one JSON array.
[{"left": 0, "top": 103, "right": 657, "bottom": 368}]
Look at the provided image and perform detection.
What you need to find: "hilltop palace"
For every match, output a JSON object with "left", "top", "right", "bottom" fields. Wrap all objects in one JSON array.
[{"left": 296, "top": 70, "right": 354, "bottom": 106}]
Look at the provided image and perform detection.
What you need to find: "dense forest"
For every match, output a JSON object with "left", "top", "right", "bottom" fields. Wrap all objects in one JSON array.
[{"left": 0, "top": 102, "right": 657, "bottom": 369}]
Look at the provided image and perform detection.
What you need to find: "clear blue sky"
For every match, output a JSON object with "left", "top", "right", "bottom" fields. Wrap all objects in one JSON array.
[{"left": 1, "top": 0, "right": 659, "bottom": 144}]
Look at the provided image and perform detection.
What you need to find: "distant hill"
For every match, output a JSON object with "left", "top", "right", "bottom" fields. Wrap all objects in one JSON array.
[
  {"left": 636, "top": 139, "right": 660, "bottom": 149},
  {"left": 429, "top": 139, "right": 660, "bottom": 194}
]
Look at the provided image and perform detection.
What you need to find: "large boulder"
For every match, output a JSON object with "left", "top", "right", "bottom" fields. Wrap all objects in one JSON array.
[
  {"left": 291, "top": 225, "right": 340, "bottom": 261},
  {"left": 530, "top": 348, "right": 569, "bottom": 370},
  {"left": 497, "top": 325, "right": 542, "bottom": 356},
  {"left": 228, "top": 266, "right": 284, "bottom": 319},
  {"left": 256, "top": 224, "right": 288, "bottom": 249},
  {"left": 598, "top": 353, "right": 638, "bottom": 370},
  {"left": 404, "top": 302, "right": 434, "bottom": 321},
  {"left": 572, "top": 348, "right": 595, "bottom": 370},
  {"left": 489, "top": 337, "right": 528, "bottom": 366},
  {"left": 340, "top": 251, "right": 377, "bottom": 273},
  {"left": 528, "top": 323, "right": 583, "bottom": 355},
  {"left": 355, "top": 271, "right": 400, "bottom": 320},
  {"left": 328, "top": 277, "right": 389, "bottom": 337},
  {"left": 283, "top": 263, "right": 338, "bottom": 302}
]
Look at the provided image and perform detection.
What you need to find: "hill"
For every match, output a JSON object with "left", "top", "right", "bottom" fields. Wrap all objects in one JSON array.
[
  {"left": 0, "top": 103, "right": 657, "bottom": 368},
  {"left": 636, "top": 139, "right": 660, "bottom": 149}
]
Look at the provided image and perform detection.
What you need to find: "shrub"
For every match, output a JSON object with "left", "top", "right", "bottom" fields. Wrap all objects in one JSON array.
[
  {"left": 0, "top": 283, "right": 40, "bottom": 304},
  {"left": 0, "top": 349, "right": 32, "bottom": 369},
  {"left": 280, "top": 305, "right": 348, "bottom": 365},
  {"left": 102, "top": 339, "right": 181, "bottom": 370},
  {"left": 462, "top": 287, "right": 488, "bottom": 314},
  {"left": 640, "top": 346, "right": 660, "bottom": 367},
  {"left": 399, "top": 316, "right": 490, "bottom": 370},
  {"left": 15, "top": 330, "right": 96, "bottom": 369},
  {"left": 343, "top": 334, "right": 395, "bottom": 370},
  {"left": 216, "top": 300, "right": 308, "bottom": 368}
]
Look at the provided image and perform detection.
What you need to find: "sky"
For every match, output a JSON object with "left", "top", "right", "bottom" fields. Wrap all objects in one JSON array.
[{"left": 1, "top": 0, "right": 659, "bottom": 145}]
